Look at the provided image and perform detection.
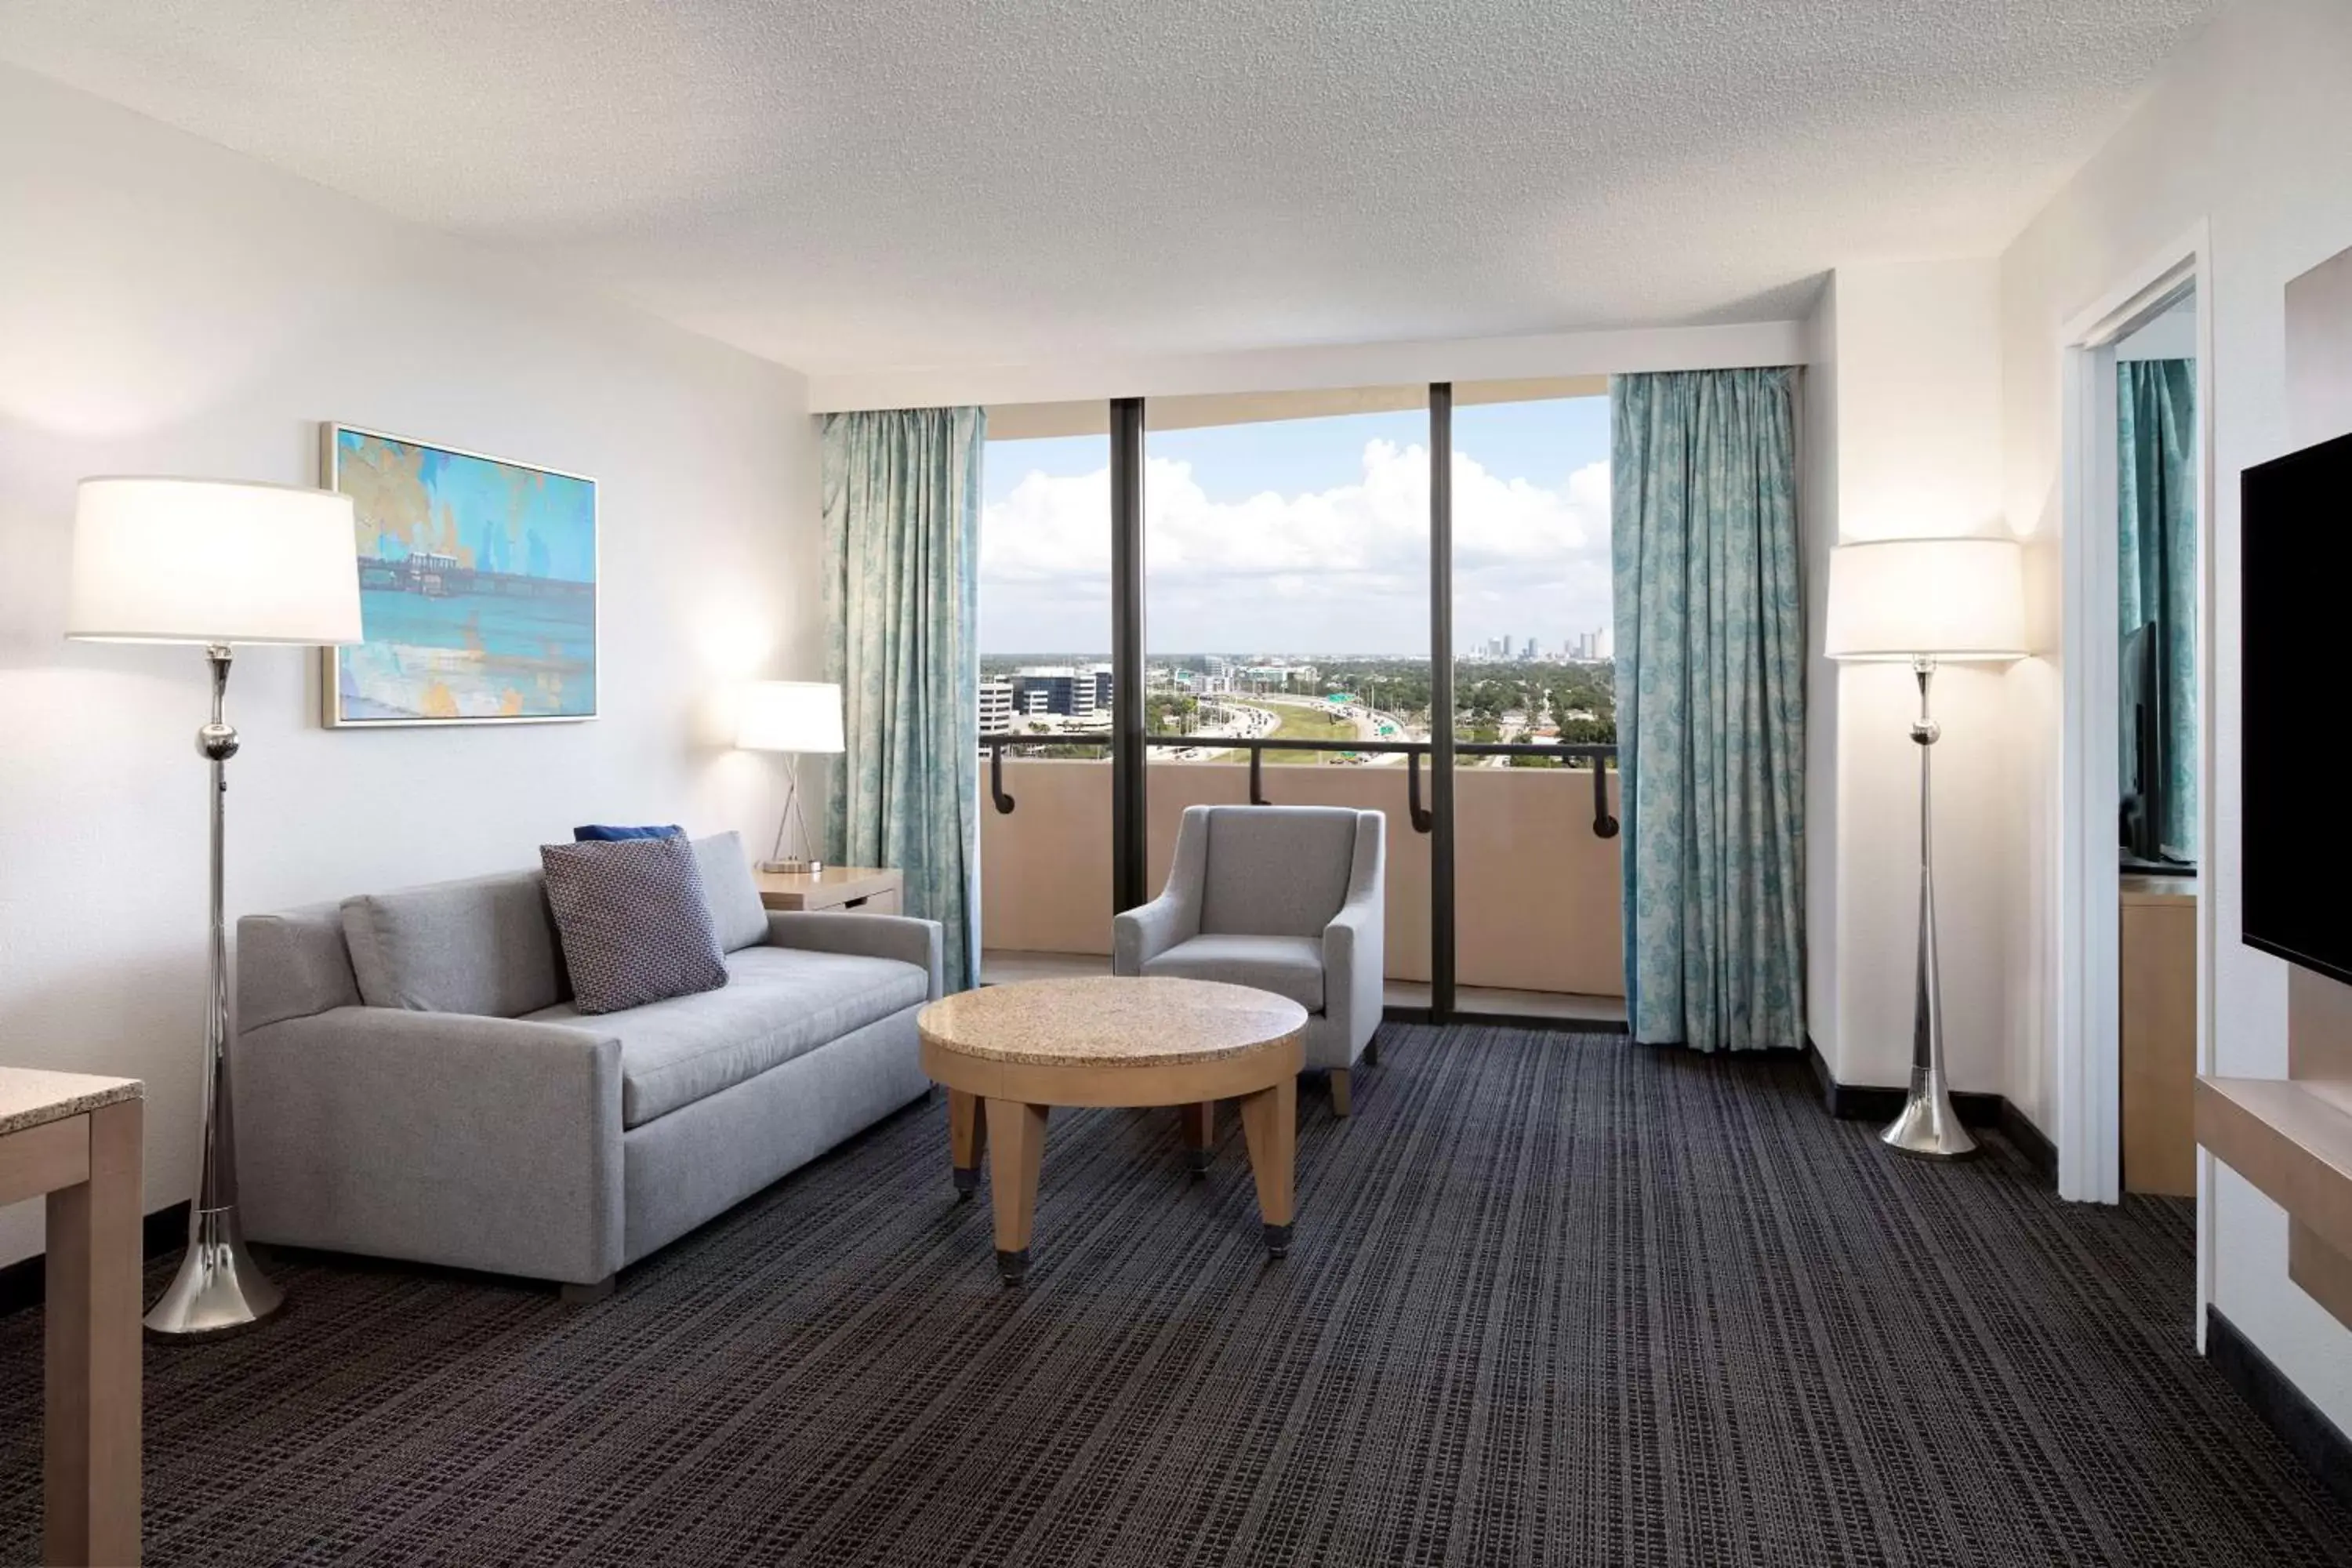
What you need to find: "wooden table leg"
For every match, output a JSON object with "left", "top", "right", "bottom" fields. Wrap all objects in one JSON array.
[
  {"left": 948, "top": 1087, "right": 986, "bottom": 1200},
  {"left": 45, "top": 1098, "right": 141, "bottom": 1568},
  {"left": 1180, "top": 1100, "right": 1215, "bottom": 1175},
  {"left": 985, "top": 1099, "right": 1048, "bottom": 1284},
  {"left": 1238, "top": 1075, "right": 1298, "bottom": 1258}
]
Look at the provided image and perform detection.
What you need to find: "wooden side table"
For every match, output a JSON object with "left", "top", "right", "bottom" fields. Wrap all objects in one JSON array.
[
  {"left": 754, "top": 866, "right": 902, "bottom": 916},
  {"left": 917, "top": 977, "right": 1307, "bottom": 1283},
  {"left": 0, "top": 1067, "right": 143, "bottom": 1567}
]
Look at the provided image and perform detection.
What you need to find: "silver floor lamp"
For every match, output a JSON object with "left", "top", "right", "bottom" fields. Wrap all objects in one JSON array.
[
  {"left": 67, "top": 477, "right": 363, "bottom": 1334},
  {"left": 1825, "top": 536, "right": 2027, "bottom": 1160}
]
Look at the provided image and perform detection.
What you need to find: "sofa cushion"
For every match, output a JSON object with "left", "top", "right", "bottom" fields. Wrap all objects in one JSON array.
[
  {"left": 692, "top": 831, "right": 771, "bottom": 954},
  {"left": 1142, "top": 933, "right": 1325, "bottom": 1012},
  {"left": 573, "top": 823, "right": 684, "bottom": 841},
  {"left": 540, "top": 836, "right": 729, "bottom": 1015},
  {"left": 341, "top": 871, "right": 568, "bottom": 1018},
  {"left": 1200, "top": 807, "right": 1359, "bottom": 938},
  {"left": 527, "top": 944, "right": 930, "bottom": 1127}
]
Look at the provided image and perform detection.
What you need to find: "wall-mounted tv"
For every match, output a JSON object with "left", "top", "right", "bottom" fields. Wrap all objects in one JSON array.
[{"left": 2243, "top": 429, "right": 2352, "bottom": 984}]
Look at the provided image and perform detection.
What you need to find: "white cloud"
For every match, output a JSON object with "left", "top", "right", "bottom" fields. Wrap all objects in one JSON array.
[{"left": 980, "top": 439, "right": 1611, "bottom": 653}]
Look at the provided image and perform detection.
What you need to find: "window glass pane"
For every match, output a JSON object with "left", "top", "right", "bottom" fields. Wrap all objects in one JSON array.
[
  {"left": 1143, "top": 390, "right": 1431, "bottom": 983},
  {"left": 1449, "top": 390, "right": 1623, "bottom": 1004},
  {"left": 1144, "top": 397, "right": 1431, "bottom": 757},
  {"left": 978, "top": 429, "right": 1111, "bottom": 974},
  {"left": 1449, "top": 393, "right": 1614, "bottom": 748}
]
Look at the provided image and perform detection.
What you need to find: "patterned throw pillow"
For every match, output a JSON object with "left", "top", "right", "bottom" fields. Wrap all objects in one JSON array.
[{"left": 539, "top": 836, "right": 728, "bottom": 1014}]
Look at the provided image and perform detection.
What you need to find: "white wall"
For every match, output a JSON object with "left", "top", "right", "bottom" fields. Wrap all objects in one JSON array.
[
  {"left": 1802, "top": 259, "right": 2019, "bottom": 1094},
  {"left": 2000, "top": 0, "right": 2352, "bottom": 1429},
  {"left": 0, "top": 68, "right": 821, "bottom": 1265}
]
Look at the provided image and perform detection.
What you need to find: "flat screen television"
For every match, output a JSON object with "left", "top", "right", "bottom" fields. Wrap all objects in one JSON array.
[{"left": 2243, "top": 429, "right": 2352, "bottom": 984}]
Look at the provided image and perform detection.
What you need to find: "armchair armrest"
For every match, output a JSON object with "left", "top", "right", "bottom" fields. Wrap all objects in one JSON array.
[
  {"left": 233, "top": 1007, "right": 623, "bottom": 1285},
  {"left": 1321, "top": 811, "right": 1387, "bottom": 1062},
  {"left": 1116, "top": 804, "right": 1211, "bottom": 974},
  {"left": 1114, "top": 895, "right": 1190, "bottom": 975},
  {"left": 766, "top": 911, "right": 945, "bottom": 1000},
  {"left": 1323, "top": 887, "right": 1386, "bottom": 1038}
]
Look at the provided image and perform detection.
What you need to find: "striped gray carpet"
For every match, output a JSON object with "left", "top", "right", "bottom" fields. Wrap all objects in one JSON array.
[{"left": 2, "top": 1024, "right": 2348, "bottom": 1566}]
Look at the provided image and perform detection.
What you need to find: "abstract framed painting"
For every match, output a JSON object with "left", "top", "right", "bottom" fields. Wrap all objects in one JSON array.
[{"left": 321, "top": 423, "right": 598, "bottom": 727}]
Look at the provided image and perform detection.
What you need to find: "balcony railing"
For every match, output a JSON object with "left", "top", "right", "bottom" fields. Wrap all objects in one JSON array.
[{"left": 978, "top": 733, "right": 1624, "bottom": 1000}]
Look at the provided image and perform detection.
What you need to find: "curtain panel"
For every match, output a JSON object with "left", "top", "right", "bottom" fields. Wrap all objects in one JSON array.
[
  {"left": 2118, "top": 358, "right": 2198, "bottom": 862},
  {"left": 821, "top": 407, "right": 986, "bottom": 993},
  {"left": 1611, "top": 368, "right": 1806, "bottom": 1051}
]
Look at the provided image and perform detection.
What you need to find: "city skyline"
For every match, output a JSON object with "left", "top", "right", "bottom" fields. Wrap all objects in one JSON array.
[{"left": 978, "top": 397, "right": 1612, "bottom": 656}]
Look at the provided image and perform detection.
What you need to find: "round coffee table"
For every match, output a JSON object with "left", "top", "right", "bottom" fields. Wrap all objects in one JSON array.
[{"left": 917, "top": 976, "right": 1308, "bottom": 1284}]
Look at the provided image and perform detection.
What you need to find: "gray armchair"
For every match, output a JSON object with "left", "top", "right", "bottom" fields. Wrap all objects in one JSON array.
[{"left": 1114, "top": 804, "right": 1385, "bottom": 1113}]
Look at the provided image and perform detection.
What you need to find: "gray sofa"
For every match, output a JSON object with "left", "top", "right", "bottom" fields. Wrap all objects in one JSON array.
[
  {"left": 231, "top": 832, "right": 940, "bottom": 1295},
  {"left": 1113, "top": 804, "right": 1385, "bottom": 1114}
]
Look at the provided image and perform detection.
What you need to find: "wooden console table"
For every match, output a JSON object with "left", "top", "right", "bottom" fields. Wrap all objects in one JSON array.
[
  {"left": 754, "top": 866, "right": 902, "bottom": 916},
  {"left": 0, "top": 1068, "right": 143, "bottom": 1566}
]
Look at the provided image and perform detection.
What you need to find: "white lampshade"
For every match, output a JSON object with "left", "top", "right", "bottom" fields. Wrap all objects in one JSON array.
[
  {"left": 1824, "top": 536, "right": 2029, "bottom": 662},
  {"left": 736, "top": 680, "right": 844, "bottom": 753},
  {"left": 66, "top": 477, "right": 362, "bottom": 645}
]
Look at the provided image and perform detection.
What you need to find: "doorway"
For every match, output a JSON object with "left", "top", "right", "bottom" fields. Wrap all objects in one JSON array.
[{"left": 2056, "top": 232, "right": 2215, "bottom": 1326}]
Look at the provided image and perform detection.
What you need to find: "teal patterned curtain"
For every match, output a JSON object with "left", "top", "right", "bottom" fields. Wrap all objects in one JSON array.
[
  {"left": 822, "top": 408, "right": 986, "bottom": 992},
  {"left": 2118, "top": 360, "right": 2198, "bottom": 862},
  {"left": 1611, "top": 368, "right": 1805, "bottom": 1051}
]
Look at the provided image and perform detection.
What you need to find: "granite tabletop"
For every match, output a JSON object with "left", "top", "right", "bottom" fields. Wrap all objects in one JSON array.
[
  {"left": 0, "top": 1067, "right": 143, "bottom": 1138},
  {"left": 919, "top": 976, "right": 1308, "bottom": 1068}
]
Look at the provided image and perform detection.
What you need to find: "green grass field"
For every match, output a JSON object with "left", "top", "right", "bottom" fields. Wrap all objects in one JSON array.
[{"left": 1259, "top": 700, "right": 1360, "bottom": 764}]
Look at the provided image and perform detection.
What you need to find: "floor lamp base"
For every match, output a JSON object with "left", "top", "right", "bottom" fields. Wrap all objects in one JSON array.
[
  {"left": 143, "top": 1205, "right": 284, "bottom": 1339},
  {"left": 1879, "top": 1087, "right": 1980, "bottom": 1160}
]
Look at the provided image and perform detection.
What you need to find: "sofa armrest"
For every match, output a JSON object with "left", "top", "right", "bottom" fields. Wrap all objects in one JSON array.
[
  {"left": 765, "top": 911, "right": 945, "bottom": 1000},
  {"left": 234, "top": 1007, "right": 624, "bottom": 1285}
]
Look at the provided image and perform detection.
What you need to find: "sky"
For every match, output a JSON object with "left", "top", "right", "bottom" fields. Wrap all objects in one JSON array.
[{"left": 978, "top": 396, "right": 1611, "bottom": 656}]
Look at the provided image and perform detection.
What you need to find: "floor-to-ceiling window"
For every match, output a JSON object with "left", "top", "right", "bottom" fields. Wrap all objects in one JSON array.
[
  {"left": 976, "top": 416, "right": 1112, "bottom": 967},
  {"left": 1450, "top": 386, "right": 1622, "bottom": 1003},
  {"left": 1142, "top": 390, "right": 1435, "bottom": 985},
  {"left": 975, "top": 385, "right": 1624, "bottom": 1022}
]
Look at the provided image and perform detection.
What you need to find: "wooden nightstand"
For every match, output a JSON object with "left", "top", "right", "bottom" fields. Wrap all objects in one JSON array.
[{"left": 754, "top": 866, "right": 902, "bottom": 916}]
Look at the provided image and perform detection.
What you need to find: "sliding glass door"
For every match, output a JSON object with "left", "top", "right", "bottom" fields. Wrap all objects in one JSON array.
[
  {"left": 1140, "top": 389, "right": 1435, "bottom": 988},
  {"left": 978, "top": 384, "right": 1622, "bottom": 1022}
]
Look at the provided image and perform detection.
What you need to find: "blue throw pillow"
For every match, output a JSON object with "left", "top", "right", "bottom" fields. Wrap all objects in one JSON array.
[
  {"left": 573, "top": 823, "right": 684, "bottom": 842},
  {"left": 539, "top": 836, "right": 728, "bottom": 1014}
]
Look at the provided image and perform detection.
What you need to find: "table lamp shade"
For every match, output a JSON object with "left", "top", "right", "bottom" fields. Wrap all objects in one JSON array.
[
  {"left": 736, "top": 680, "right": 844, "bottom": 753},
  {"left": 1823, "top": 536, "right": 2028, "bottom": 662},
  {"left": 67, "top": 477, "right": 362, "bottom": 645}
]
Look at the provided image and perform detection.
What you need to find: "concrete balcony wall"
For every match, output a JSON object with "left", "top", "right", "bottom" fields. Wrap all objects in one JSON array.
[{"left": 978, "top": 757, "right": 1624, "bottom": 997}]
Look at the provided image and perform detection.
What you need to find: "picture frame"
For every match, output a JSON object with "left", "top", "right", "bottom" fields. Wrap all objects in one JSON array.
[{"left": 320, "top": 422, "right": 600, "bottom": 728}]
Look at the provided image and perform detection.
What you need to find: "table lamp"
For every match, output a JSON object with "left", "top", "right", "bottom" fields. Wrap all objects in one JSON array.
[
  {"left": 736, "top": 681, "right": 844, "bottom": 873},
  {"left": 1824, "top": 535, "right": 2027, "bottom": 1159},
  {"left": 67, "top": 477, "right": 362, "bottom": 1334}
]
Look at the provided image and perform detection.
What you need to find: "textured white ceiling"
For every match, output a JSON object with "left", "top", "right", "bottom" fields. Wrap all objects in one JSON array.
[{"left": 0, "top": 0, "right": 2212, "bottom": 375}]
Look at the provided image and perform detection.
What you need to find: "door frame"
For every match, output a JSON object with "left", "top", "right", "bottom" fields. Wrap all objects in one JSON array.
[{"left": 2053, "top": 220, "right": 2216, "bottom": 1321}]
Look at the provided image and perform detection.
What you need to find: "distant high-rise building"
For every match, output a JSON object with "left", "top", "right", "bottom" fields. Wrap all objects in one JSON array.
[
  {"left": 979, "top": 678, "right": 1014, "bottom": 733},
  {"left": 1012, "top": 664, "right": 1106, "bottom": 717},
  {"left": 1522, "top": 637, "right": 1538, "bottom": 659}
]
